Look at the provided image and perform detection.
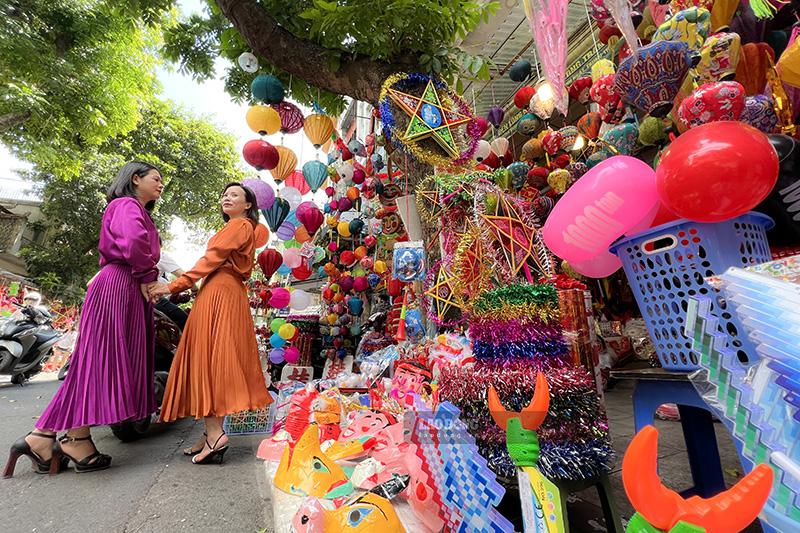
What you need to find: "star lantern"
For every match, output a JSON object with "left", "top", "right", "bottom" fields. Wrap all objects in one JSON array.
[
  {"left": 424, "top": 261, "right": 464, "bottom": 326},
  {"left": 480, "top": 193, "right": 538, "bottom": 276},
  {"left": 387, "top": 79, "right": 471, "bottom": 158}
]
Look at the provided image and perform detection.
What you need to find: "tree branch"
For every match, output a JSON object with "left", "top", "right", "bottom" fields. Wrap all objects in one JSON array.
[
  {"left": 215, "top": 0, "right": 415, "bottom": 105},
  {"left": 0, "top": 111, "right": 31, "bottom": 133}
]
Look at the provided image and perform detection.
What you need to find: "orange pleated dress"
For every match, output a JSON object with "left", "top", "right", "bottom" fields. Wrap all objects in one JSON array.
[{"left": 159, "top": 217, "right": 272, "bottom": 422}]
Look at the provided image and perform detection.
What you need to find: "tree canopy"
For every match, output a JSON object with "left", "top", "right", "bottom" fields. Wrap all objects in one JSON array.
[
  {"left": 0, "top": 0, "right": 178, "bottom": 175},
  {"left": 22, "top": 99, "right": 245, "bottom": 303},
  {"left": 163, "top": 0, "right": 498, "bottom": 114}
]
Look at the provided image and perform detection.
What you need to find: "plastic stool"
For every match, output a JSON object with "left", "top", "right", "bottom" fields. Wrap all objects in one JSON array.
[
  {"left": 553, "top": 473, "right": 623, "bottom": 533},
  {"left": 628, "top": 371, "right": 726, "bottom": 498}
]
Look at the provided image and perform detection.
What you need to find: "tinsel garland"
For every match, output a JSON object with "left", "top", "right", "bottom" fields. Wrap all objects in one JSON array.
[
  {"left": 469, "top": 318, "right": 565, "bottom": 344},
  {"left": 378, "top": 72, "right": 480, "bottom": 167},
  {"left": 471, "top": 283, "right": 559, "bottom": 315},
  {"left": 473, "top": 340, "right": 570, "bottom": 361}
]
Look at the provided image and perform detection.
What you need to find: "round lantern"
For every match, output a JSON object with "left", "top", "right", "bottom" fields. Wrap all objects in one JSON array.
[
  {"left": 270, "top": 288, "right": 291, "bottom": 308},
  {"left": 348, "top": 218, "right": 365, "bottom": 235},
  {"left": 278, "top": 323, "right": 297, "bottom": 340},
  {"left": 509, "top": 59, "right": 532, "bottom": 82},
  {"left": 677, "top": 81, "right": 745, "bottom": 129},
  {"left": 290, "top": 289, "right": 311, "bottom": 310},
  {"left": 243, "top": 178, "right": 275, "bottom": 210},
  {"left": 521, "top": 138, "right": 544, "bottom": 163},
  {"left": 237, "top": 52, "right": 259, "bottom": 73},
  {"left": 272, "top": 101, "right": 304, "bottom": 134},
  {"left": 242, "top": 139, "right": 279, "bottom": 171},
  {"left": 373, "top": 260, "right": 388, "bottom": 274},
  {"left": 246, "top": 105, "right": 281, "bottom": 136},
  {"left": 514, "top": 86, "right": 536, "bottom": 109},
  {"left": 474, "top": 140, "right": 491, "bottom": 162},
  {"left": 251, "top": 74, "right": 285, "bottom": 104},
  {"left": 302, "top": 160, "right": 328, "bottom": 193}
]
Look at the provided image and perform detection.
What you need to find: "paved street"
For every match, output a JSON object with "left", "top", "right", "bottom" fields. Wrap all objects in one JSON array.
[{"left": 0, "top": 374, "right": 272, "bottom": 533}]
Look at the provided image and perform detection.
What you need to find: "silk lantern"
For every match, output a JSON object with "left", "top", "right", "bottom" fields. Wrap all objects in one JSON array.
[
  {"left": 246, "top": 105, "right": 281, "bottom": 136},
  {"left": 302, "top": 160, "right": 328, "bottom": 193},
  {"left": 262, "top": 198, "right": 290, "bottom": 232},
  {"left": 270, "top": 288, "right": 291, "bottom": 308},
  {"left": 509, "top": 59, "right": 532, "bottom": 82},
  {"left": 284, "top": 347, "right": 301, "bottom": 365},
  {"left": 258, "top": 249, "right": 282, "bottom": 278},
  {"left": 304, "top": 114, "right": 335, "bottom": 148},
  {"left": 297, "top": 206, "right": 323, "bottom": 234},
  {"left": 474, "top": 140, "right": 492, "bottom": 162},
  {"left": 487, "top": 106, "right": 505, "bottom": 128},
  {"left": 282, "top": 248, "right": 302, "bottom": 268},
  {"left": 251, "top": 74, "right": 285, "bottom": 104},
  {"left": 272, "top": 101, "right": 304, "bottom": 134},
  {"left": 279, "top": 186, "right": 303, "bottom": 210},
  {"left": 242, "top": 178, "right": 275, "bottom": 210},
  {"left": 290, "top": 289, "right": 312, "bottom": 310},
  {"left": 243, "top": 140, "right": 279, "bottom": 171},
  {"left": 270, "top": 146, "right": 297, "bottom": 182},
  {"left": 677, "top": 81, "right": 745, "bottom": 128},
  {"left": 284, "top": 170, "right": 311, "bottom": 195},
  {"left": 292, "top": 264, "right": 312, "bottom": 280},
  {"left": 491, "top": 137, "right": 510, "bottom": 157},
  {"left": 276, "top": 220, "right": 296, "bottom": 241}
]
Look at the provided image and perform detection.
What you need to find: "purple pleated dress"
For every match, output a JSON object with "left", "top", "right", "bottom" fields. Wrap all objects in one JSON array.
[{"left": 37, "top": 197, "right": 160, "bottom": 431}]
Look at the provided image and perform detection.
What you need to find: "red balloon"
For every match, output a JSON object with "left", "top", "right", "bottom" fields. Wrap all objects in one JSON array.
[
  {"left": 257, "top": 249, "right": 283, "bottom": 278},
  {"left": 655, "top": 122, "right": 778, "bottom": 222},
  {"left": 284, "top": 170, "right": 311, "bottom": 195},
  {"left": 650, "top": 203, "right": 680, "bottom": 228},
  {"left": 243, "top": 140, "right": 279, "bottom": 171}
]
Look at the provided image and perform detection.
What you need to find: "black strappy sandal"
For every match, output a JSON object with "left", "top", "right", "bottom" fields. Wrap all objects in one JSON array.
[
  {"left": 3, "top": 431, "right": 68, "bottom": 478},
  {"left": 183, "top": 432, "right": 207, "bottom": 456},
  {"left": 191, "top": 432, "right": 229, "bottom": 465},
  {"left": 52, "top": 434, "right": 112, "bottom": 474}
]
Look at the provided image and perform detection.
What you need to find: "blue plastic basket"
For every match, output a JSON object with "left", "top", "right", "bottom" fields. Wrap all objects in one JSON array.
[{"left": 609, "top": 212, "right": 773, "bottom": 371}]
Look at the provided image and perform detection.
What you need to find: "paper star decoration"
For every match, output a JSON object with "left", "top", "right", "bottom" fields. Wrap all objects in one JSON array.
[
  {"left": 424, "top": 262, "right": 463, "bottom": 323},
  {"left": 387, "top": 80, "right": 471, "bottom": 157},
  {"left": 481, "top": 194, "right": 537, "bottom": 276}
]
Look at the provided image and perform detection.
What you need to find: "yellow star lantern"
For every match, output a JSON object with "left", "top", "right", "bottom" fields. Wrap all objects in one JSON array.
[
  {"left": 424, "top": 262, "right": 463, "bottom": 325},
  {"left": 387, "top": 80, "right": 471, "bottom": 158},
  {"left": 481, "top": 194, "right": 538, "bottom": 276}
]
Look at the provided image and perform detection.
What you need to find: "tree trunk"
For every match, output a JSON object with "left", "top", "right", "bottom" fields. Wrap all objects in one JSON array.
[
  {"left": 215, "top": 0, "right": 417, "bottom": 105},
  {"left": 0, "top": 111, "right": 31, "bottom": 133}
]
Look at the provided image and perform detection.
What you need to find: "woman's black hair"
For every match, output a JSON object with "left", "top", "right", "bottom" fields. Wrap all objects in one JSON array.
[
  {"left": 106, "top": 161, "right": 161, "bottom": 212},
  {"left": 221, "top": 182, "right": 260, "bottom": 226}
]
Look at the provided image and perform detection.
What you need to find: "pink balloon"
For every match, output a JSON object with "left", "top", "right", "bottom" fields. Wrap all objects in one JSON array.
[
  {"left": 284, "top": 346, "right": 301, "bottom": 364},
  {"left": 269, "top": 288, "right": 291, "bottom": 308},
  {"left": 542, "top": 156, "right": 658, "bottom": 263},
  {"left": 570, "top": 251, "right": 622, "bottom": 278}
]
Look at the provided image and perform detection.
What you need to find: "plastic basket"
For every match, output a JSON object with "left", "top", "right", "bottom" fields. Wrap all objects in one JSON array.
[
  {"left": 609, "top": 213, "right": 773, "bottom": 371},
  {"left": 223, "top": 391, "right": 278, "bottom": 436}
]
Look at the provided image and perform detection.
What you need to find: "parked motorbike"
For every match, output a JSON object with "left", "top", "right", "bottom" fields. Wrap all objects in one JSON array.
[
  {"left": 0, "top": 304, "right": 62, "bottom": 385},
  {"left": 58, "top": 300, "right": 186, "bottom": 442}
]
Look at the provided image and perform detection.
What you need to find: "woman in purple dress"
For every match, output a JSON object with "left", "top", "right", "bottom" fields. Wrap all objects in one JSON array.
[{"left": 3, "top": 161, "right": 163, "bottom": 477}]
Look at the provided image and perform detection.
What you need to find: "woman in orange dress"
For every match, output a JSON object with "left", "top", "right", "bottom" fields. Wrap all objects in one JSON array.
[{"left": 149, "top": 182, "right": 271, "bottom": 464}]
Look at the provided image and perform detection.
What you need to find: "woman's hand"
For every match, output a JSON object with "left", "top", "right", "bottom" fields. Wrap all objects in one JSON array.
[
  {"left": 140, "top": 282, "right": 156, "bottom": 301},
  {"left": 147, "top": 282, "right": 171, "bottom": 303}
]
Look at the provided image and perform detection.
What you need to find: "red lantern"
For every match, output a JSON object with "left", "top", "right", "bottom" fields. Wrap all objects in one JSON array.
[
  {"left": 340, "top": 250, "right": 356, "bottom": 266},
  {"left": 257, "top": 249, "right": 283, "bottom": 278},
  {"left": 514, "top": 86, "right": 536, "bottom": 109},
  {"left": 243, "top": 140, "right": 279, "bottom": 171},
  {"left": 364, "top": 235, "right": 377, "bottom": 248},
  {"left": 292, "top": 264, "right": 312, "bottom": 280}
]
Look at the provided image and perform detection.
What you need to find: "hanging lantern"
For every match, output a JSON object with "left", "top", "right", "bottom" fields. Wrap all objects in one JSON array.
[
  {"left": 270, "top": 146, "right": 297, "bottom": 182},
  {"left": 246, "top": 105, "right": 281, "bottom": 136},
  {"left": 304, "top": 114, "right": 335, "bottom": 148},
  {"left": 257, "top": 249, "right": 283, "bottom": 279},
  {"left": 302, "top": 160, "right": 328, "bottom": 192},
  {"left": 677, "top": 81, "right": 746, "bottom": 128},
  {"left": 490, "top": 137, "right": 510, "bottom": 157},
  {"left": 568, "top": 76, "right": 593, "bottom": 105},
  {"left": 237, "top": 52, "right": 259, "bottom": 73},
  {"left": 251, "top": 74, "right": 285, "bottom": 104},
  {"left": 514, "top": 86, "right": 537, "bottom": 109},
  {"left": 474, "top": 140, "right": 492, "bottom": 162},
  {"left": 284, "top": 170, "right": 311, "bottom": 195},
  {"left": 262, "top": 198, "right": 290, "bottom": 232},
  {"left": 517, "top": 113, "right": 543, "bottom": 136},
  {"left": 509, "top": 59, "right": 532, "bottom": 82},
  {"left": 521, "top": 138, "right": 544, "bottom": 163},
  {"left": 577, "top": 112, "right": 602, "bottom": 139},
  {"left": 529, "top": 81, "right": 557, "bottom": 120},
  {"left": 487, "top": 106, "right": 505, "bottom": 128},
  {"left": 242, "top": 139, "right": 279, "bottom": 171},
  {"left": 271, "top": 102, "right": 304, "bottom": 134}
]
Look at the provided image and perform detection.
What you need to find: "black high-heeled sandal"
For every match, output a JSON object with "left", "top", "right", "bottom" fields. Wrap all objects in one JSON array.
[
  {"left": 52, "top": 434, "right": 112, "bottom": 474},
  {"left": 3, "top": 431, "right": 67, "bottom": 478},
  {"left": 183, "top": 431, "right": 207, "bottom": 456},
  {"left": 191, "top": 432, "right": 229, "bottom": 465}
]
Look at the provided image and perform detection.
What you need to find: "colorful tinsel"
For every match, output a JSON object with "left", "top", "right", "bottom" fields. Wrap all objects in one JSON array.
[{"left": 437, "top": 282, "right": 613, "bottom": 482}]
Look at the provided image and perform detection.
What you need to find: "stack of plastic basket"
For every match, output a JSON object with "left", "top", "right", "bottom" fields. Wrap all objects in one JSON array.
[{"left": 609, "top": 212, "right": 773, "bottom": 371}]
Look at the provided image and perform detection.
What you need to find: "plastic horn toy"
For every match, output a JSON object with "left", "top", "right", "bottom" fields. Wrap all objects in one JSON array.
[
  {"left": 622, "top": 425, "right": 774, "bottom": 533},
  {"left": 488, "top": 372, "right": 564, "bottom": 532}
]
